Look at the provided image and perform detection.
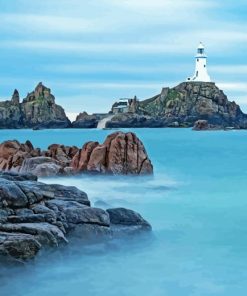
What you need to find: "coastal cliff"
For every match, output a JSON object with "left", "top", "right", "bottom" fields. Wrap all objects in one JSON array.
[
  {"left": 106, "top": 82, "right": 247, "bottom": 129},
  {"left": 0, "top": 83, "right": 70, "bottom": 129}
]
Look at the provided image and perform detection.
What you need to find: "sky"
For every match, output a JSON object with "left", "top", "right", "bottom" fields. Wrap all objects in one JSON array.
[{"left": 0, "top": 0, "right": 246, "bottom": 120}]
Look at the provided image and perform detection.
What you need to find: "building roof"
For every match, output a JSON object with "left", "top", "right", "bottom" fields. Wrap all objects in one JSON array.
[{"left": 198, "top": 42, "right": 205, "bottom": 49}]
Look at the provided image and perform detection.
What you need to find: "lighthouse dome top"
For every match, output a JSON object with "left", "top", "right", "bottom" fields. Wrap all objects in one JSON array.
[{"left": 198, "top": 42, "right": 204, "bottom": 49}]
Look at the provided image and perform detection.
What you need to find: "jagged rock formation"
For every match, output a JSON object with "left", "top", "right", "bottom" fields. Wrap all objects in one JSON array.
[
  {"left": 0, "top": 132, "right": 153, "bottom": 176},
  {"left": 0, "top": 82, "right": 71, "bottom": 129},
  {"left": 71, "top": 132, "right": 153, "bottom": 174},
  {"left": 0, "top": 172, "right": 151, "bottom": 263},
  {"left": 106, "top": 82, "right": 247, "bottom": 129}
]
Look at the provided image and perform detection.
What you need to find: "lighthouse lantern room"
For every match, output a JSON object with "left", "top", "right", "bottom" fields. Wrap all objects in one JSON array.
[{"left": 187, "top": 42, "right": 211, "bottom": 82}]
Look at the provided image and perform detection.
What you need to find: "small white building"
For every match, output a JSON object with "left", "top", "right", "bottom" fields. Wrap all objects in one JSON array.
[
  {"left": 112, "top": 98, "right": 129, "bottom": 114},
  {"left": 187, "top": 42, "right": 211, "bottom": 82}
]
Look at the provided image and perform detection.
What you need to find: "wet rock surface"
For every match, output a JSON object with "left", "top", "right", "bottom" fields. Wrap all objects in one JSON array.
[{"left": 0, "top": 172, "right": 151, "bottom": 263}]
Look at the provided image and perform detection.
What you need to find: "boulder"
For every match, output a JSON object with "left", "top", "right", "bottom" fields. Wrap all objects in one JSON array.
[
  {"left": 0, "top": 140, "right": 40, "bottom": 172},
  {"left": 71, "top": 132, "right": 153, "bottom": 175},
  {"left": 0, "top": 232, "right": 41, "bottom": 261},
  {"left": 20, "top": 157, "right": 63, "bottom": 177},
  {"left": 46, "top": 144, "right": 78, "bottom": 166},
  {"left": 107, "top": 208, "right": 151, "bottom": 228},
  {"left": 107, "top": 208, "right": 151, "bottom": 234},
  {"left": 0, "top": 172, "right": 151, "bottom": 263},
  {"left": 192, "top": 120, "right": 220, "bottom": 131},
  {"left": 193, "top": 120, "right": 209, "bottom": 130}
]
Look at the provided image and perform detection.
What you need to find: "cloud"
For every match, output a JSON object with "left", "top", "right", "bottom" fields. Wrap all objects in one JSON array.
[
  {"left": 42, "top": 63, "right": 190, "bottom": 74},
  {"left": 1, "top": 40, "right": 192, "bottom": 54},
  {"left": 211, "top": 65, "right": 247, "bottom": 74},
  {"left": 217, "top": 82, "right": 247, "bottom": 92},
  {"left": 108, "top": 0, "right": 216, "bottom": 15},
  {"left": 51, "top": 81, "right": 168, "bottom": 90},
  {"left": 234, "top": 96, "right": 247, "bottom": 105},
  {"left": 66, "top": 112, "right": 79, "bottom": 122},
  {"left": 0, "top": 0, "right": 246, "bottom": 115},
  {"left": 3, "top": 33, "right": 246, "bottom": 55},
  {"left": 0, "top": 13, "right": 109, "bottom": 34}
]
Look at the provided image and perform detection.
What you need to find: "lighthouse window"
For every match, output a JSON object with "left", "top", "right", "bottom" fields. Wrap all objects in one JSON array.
[
  {"left": 204, "top": 65, "right": 206, "bottom": 67},
  {"left": 197, "top": 59, "right": 199, "bottom": 62}
]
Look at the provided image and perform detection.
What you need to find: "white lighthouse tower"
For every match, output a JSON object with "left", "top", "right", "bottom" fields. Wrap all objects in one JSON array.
[{"left": 187, "top": 42, "right": 211, "bottom": 82}]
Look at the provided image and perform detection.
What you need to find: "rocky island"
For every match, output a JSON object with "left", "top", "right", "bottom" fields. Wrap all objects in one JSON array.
[
  {"left": 0, "top": 171, "right": 151, "bottom": 263},
  {"left": 104, "top": 82, "right": 247, "bottom": 129},
  {"left": 0, "top": 82, "right": 70, "bottom": 129}
]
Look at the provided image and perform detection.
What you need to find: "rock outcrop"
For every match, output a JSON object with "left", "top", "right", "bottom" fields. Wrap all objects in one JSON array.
[
  {"left": 0, "top": 83, "right": 71, "bottom": 129},
  {"left": 106, "top": 82, "right": 247, "bottom": 129},
  {"left": 0, "top": 172, "right": 151, "bottom": 263},
  {"left": 71, "top": 112, "right": 99, "bottom": 128},
  {"left": 192, "top": 120, "right": 220, "bottom": 131},
  {"left": 0, "top": 132, "right": 153, "bottom": 176},
  {"left": 71, "top": 132, "right": 153, "bottom": 174},
  {"left": 71, "top": 112, "right": 112, "bottom": 129},
  {"left": 106, "top": 113, "right": 165, "bottom": 128}
]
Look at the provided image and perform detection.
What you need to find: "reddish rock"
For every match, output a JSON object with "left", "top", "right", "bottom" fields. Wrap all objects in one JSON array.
[
  {"left": 71, "top": 132, "right": 153, "bottom": 175},
  {"left": 71, "top": 142, "right": 99, "bottom": 171},
  {"left": 192, "top": 120, "right": 219, "bottom": 131},
  {"left": 0, "top": 140, "right": 38, "bottom": 171},
  {"left": 0, "top": 132, "right": 153, "bottom": 176},
  {"left": 0, "top": 140, "right": 21, "bottom": 160},
  {"left": 46, "top": 144, "right": 78, "bottom": 166},
  {"left": 87, "top": 145, "right": 107, "bottom": 173}
]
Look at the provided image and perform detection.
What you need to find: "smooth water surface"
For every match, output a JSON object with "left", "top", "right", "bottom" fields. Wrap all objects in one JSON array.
[{"left": 1, "top": 128, "right": 247, "bottom": 296}]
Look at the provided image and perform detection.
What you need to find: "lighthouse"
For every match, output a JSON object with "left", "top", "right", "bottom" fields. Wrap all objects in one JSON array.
[{"left": 187, "top": 42, "right": 211, "bottom": 82}]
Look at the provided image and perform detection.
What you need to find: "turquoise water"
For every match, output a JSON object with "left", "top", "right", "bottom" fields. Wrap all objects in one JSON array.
[{"left": 1, "top": 128, "right": 247, "bottom": 296}]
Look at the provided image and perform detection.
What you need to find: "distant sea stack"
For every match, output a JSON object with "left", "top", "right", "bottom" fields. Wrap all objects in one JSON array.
[
  {"left": 106, "top": 82, "right": 247, "bottom": 129},
  {"left": 0, "top": 82, "right": 70, "bottom": 129}
]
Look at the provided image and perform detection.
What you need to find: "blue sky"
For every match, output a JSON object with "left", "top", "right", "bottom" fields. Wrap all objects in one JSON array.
[{"left": 0, "top": 0, "right": 246, "bottom": 120}]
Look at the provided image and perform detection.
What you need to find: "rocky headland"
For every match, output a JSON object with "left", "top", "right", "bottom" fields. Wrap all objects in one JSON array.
[
  {"left": 0, "top": 82, "right": 70, "bottom": 129},
  {"left": 1, "top": 81, "right": 245, "bottom": 130},
  {"left": 0, "top": 171, "right": 151, "bottom": 263},
  {"left": 0, "top": 132, "right": 153, "bottom": 177},
  {"left": 104, "top": 82, "right": 247, "bottom": 129}
]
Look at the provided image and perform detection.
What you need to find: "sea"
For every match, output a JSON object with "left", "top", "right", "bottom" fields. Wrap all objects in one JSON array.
[{"left": 1, "top": 128, "right": 247, "bottom": 296}]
